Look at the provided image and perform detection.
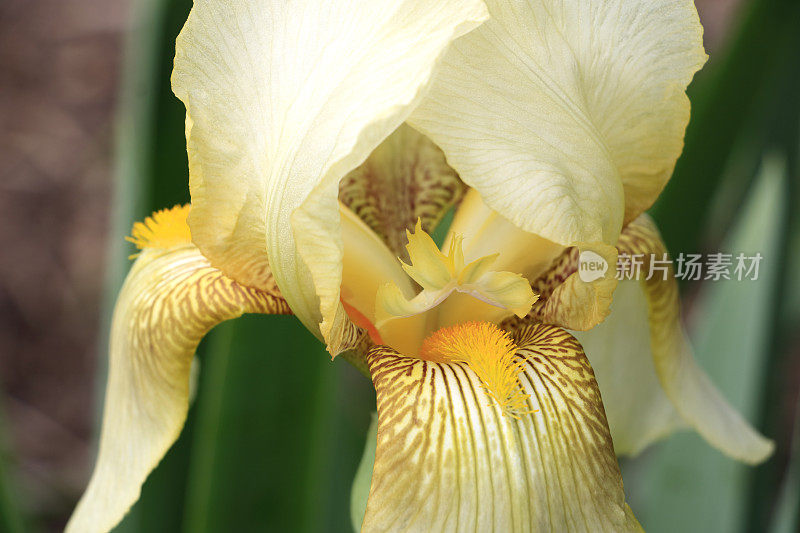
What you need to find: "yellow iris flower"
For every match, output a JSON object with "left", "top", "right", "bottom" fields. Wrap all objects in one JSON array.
[{"left": 68, "top": 1, "right": 773, "bottom": 532}]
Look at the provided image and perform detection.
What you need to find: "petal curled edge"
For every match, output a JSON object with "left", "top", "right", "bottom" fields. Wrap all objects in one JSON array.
[
  {"left": 410, "top": 0, "right": 707, "bottom": 246},
  {"left": 531, "top": 244, "right": 619, "bottom": 331},
  {"left": 66, "top": 245, "right": 288, "bottom": 533},
  {"left": 362, "top": 325, "right": 640, "bottom": 532},
  {"left": 172, "top": 0, "right": 488, "bottom": 354},
  {"left": 502, "top": 243, "right": 619, "bottom": 333},
  {"left": 617, "top": 215, "right": 773, "bottom": 463}
]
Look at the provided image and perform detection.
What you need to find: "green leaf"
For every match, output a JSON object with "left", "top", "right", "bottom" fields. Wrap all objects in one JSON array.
[
  {"left": 180, "top": 316, "right": 373, "bottom": 532},
  {"left": 652, "top": 0, "right": 800, "bottom": 256},
  {"left": 0, "top": 401, "right": 24, "bottom": 533},
  {"left": 101, "top": 0, "right": 195, "bottom": 531},
  {"left": 350, "top": 414, "right": 377, "bottom": 532}
]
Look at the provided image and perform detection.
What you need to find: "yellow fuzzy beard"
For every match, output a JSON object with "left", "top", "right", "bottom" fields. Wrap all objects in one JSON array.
[
  {"left": 126, "top": 204, "right": 192, "bottom": 257},
  {"left": 420, "top": 321, "right": 534, "bottom": 418}
]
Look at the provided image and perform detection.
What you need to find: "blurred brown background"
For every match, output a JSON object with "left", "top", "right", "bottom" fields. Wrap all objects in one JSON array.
[
  {"left": 0, "top": 0, "right": 127, "bottom": 526},
  {"left": 0, "top": 0, "right": 746, "bottom": 529}
]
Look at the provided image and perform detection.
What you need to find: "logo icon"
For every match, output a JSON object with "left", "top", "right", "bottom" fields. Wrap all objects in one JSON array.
[{"left": 578, "top": 250, "right": 608, "bottom": 282}]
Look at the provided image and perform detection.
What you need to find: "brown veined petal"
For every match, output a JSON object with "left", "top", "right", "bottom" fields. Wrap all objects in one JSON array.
[
  {"left": 339, "top": 123, "right": 465, "bottom": 258},
  {"left": 615, "top": 215, "right": 773, "bottom": 463},
  {"left": 361, "top": 324, "right": 641, "bottom": 532},
  {"left": 504, "top": 243, "right": 619, "bottom": 333},
  {"left": 66, "top": 237, "right": 288, "bottom": 533},
  {"left": 573, "top": 280, "right": 685, "bottom": 456}
]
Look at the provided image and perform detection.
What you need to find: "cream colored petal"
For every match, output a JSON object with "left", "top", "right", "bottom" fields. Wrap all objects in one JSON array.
[
  {"left": 617, "top": 216, "right": 773, "bottom": 464},
  {"left": 66, "top": 245, "right": 288, "bottom": 533},
  {"left": 410, "top": 0, "right": 707, "bottom": 245},
  {"left": 375, "top": 281, "right": 454, "bottom": 325},
  {"left": 461, "top": 270, "right": 537, "bottom": 318},
  {"left": 340, "top": 203, "right": 415, "bottom": 324},
  {"left": 447, "top": 189, "right": 565, "bottom": 282},
  {"left": 172, "top": 0, "right": 488, "bottom": 355},
  {"left": 339, "top": 123, "right": 465, "bottom": 257},
  {"left": 401, "top": 220, "right": 455, "bottom": 291},
  {"left": 573, "top": 281, "right": 684, "bottom": 456},
  {"left": 361, "top": 325, "right": 641, "bottom": 532}
]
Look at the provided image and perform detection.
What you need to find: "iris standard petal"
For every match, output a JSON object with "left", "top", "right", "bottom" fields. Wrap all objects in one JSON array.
[
  {"left": 67, "top": 209, "right": 288, "bottom": 533},
  {"left": 172, "top": 0, "right": 488, "bottom": 355},
  {"left": 361, "top": 324, "right": 641, "bottom": 532},
  {"left": 616, "top": 215, "right": 773, "bottom": 464},
  {"left": 410, "top": 0, "right": 707, "bottom": 246}
]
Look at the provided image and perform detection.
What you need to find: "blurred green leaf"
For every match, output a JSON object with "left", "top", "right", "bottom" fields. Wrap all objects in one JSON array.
[
  {"left": 181, "top": 316, "right": 373, "bottom": 532},
  {"left": 640, "top": 3, "right": 800, "bottom": 527},
  {"left": 431, "top": 206, "right": 456, "bottom": 248},
  {"left": 624, "top": 154, "right": 788, "bottom": 532},
  {"left": 0, "top": 402, "right": 24, "bottom": 533},
  {"left": 103, "top": 0, "right": 195, "bottom": 531},
  {"left": 652, "top": 0, "right": 800, "bottom": 256},
  {"left": 745, "top": 16, "right": 800, "bottom": 527},
  {"left": 350, "top": 414, "right": 377, "bottom": 532}
]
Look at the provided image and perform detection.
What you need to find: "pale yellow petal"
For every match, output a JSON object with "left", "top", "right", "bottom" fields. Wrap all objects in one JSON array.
[
  {"left": 617, "top": 215, "right": 773, "bottom": 463},
  {"left": 447, "top": 188, "right": 565, "bottom": 282},
  {"left": 401, "top": 219, "right": 454, "bottom": 291},
  {"left": 434, "top": 291, "right": 520, "bottom": 332},
  {"left": 340, "top": 203, "right": 415, "bottom": 324},
  {"left": 410, "top": 0, "right": 707, "bottom": 245},
  {"left": 361, "top": 324, "right": 641, "bottom": 532},
  {"left": 375, "top": 281, "right": 453, "bottom": 325},
  {"left": 376, "top": 223, "right": 537, "bottom": 342},
  {"left": 172, "top": 0, "right": 488, "bottom": 355},
  {"left": 458, "top": 253, "right": 499, "bottom": 285},
  {"left": 66, "top": 244, "right": 288, "bottom": 533},
  {"left": 461, "top": 270, "right": 538, "bottom": 318}
]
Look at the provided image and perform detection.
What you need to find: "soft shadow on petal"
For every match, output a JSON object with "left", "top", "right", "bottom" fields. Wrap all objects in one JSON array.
[
  {"left": 410, "top": 0, "right": 707, "bottom": 246},
  {"left": 446, "top": 189, "right": 565, "bottom": 282},
  {"left": 172, "top": 0, "right": 488, "bottom": 355},
  {"left": 66, "top": 245, "right": 288, "bottom": 533},
  {"left": 340, "top": 204, "right": 416, "bottom": 326},
  {"left": 361, "top": 324, "right": 641, "bottom": 532},
  {"left": 617, "top": 215, "right": 774, "bottom": 464}
]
